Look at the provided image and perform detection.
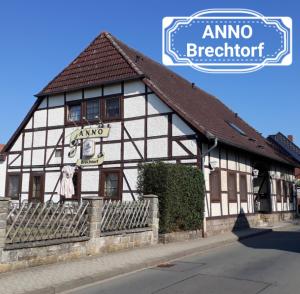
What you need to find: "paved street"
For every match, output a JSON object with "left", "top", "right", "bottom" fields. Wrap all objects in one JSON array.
[{"left": 67, "top": 227, "right": 300, "bottom": 294}]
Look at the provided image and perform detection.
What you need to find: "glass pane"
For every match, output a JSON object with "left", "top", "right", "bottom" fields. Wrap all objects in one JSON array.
[
  {"left": 104, "top": 173, "right": 119, "bottom": 198},
  {"left": 32, "top": 176, "right": 41, "bottom": 199},
  {"left": 86, "top": 100, "right": 99, "bottom": 120},
  {"left": 68, "top": 104, "right": 81, "bottom": 121},
  {"left": 105, "top": 97, "right": 120, "bottom": 119},
  {"left": 8, "top": 175, "right": 20, "bottom": 198}
]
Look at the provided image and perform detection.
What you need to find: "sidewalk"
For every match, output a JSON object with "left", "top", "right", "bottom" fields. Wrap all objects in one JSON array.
[{"left": 0, "top": 222, "right": 297, "bottom": 294}]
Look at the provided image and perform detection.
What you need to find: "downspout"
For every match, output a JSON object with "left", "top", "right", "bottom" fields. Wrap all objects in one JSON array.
[{"left": 200, "top": 133, "right": 218, "bottom": 237}]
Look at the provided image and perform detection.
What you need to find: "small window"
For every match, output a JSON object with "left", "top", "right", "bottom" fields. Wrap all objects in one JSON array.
[
  {"left": 283, "top": 181, "right": 288, "bottom": 201},
  {"left": 239, "top": 174, "right": 247, "bottom": 202},
  {"left": 226, "top": 121, "right": 246, "bottom": 136},
  {"left": 101, "top": 170, "right": 121, "bottom": 199},
  {"left": 210, "top": 169, "right": 221, "bottom": 202},
  {"left": 276, "top": 180, "right": 281, "bottom": 202},
  {"left": 228, "top": 172, "right": 237, "bottom": 202},
  {"left": 68, "top": 103, "right": 81, "bottom": 122},
  {"left": 7, "top": 174, "right": 21, "bottom": 200},
  {"left": 104, "top": 97, "right": 120, "bottom": 120},
  {"left": 86, "top": 99, "right": 100, "bottom": 121},
  {"left": 29, "top": 174, "right": 44, "bottom": 202},
  {"left": 55, "top": 149, "right": 62, "bottom": 158},
  {"left": 289, "top": 183, "right": 294, "bottom": 202}
]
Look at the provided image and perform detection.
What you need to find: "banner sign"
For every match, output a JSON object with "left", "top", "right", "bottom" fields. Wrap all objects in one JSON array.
[{"left": 162, "top": 9, "right": 292, "bottom": 73}]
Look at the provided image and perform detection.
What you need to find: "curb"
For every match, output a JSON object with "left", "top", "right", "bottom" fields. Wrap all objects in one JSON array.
[{"left": 24, "top": 228, "right": 273, "bottom": 294}]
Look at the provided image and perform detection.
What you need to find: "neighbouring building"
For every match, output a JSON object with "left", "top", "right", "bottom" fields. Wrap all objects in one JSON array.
[
  {"left": 1, "top": 32, "right": 298, "bottom": 234},
  {"left": 268, "top": 133, "right": 300, "bottom": 181}
]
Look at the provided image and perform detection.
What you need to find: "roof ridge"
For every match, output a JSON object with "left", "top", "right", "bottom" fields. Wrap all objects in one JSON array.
[{"left": 104, "top": 32, "right": 144, "bottom": 76}]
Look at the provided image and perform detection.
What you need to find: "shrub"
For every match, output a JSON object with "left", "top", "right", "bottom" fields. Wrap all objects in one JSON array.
[{"left": 137, "top": 162, "right": 205, "bottom": 234}]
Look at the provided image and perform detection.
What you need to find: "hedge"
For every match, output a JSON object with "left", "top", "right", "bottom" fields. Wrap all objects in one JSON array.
[{"left": 137, "top": 162, "right": 205, "bottom": 234}]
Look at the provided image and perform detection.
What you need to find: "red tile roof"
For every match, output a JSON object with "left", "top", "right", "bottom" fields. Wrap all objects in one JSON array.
[
  {"left": 30, "top": 32, "right": 298, "bottom": 165},
  {"left": 0, "top": 144, "right": 5, "bottom": 153}
]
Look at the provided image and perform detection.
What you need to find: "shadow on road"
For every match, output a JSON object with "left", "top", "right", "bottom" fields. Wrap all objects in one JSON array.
[{"left": 232, "top": 210, "right": 300, "bottom": 253}]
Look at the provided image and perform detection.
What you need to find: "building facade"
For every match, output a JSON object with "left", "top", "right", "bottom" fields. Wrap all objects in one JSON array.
[{"left": 0, "top": 32, "right": 297, "bottom": 224}]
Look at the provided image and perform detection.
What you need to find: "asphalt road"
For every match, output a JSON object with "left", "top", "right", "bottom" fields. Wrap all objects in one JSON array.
[{"left": 68, "top": 227, "right": 300, "bottom": 294}]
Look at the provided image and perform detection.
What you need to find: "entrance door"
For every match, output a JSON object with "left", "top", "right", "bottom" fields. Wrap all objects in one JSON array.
[
  {"left": 29, "top": 173, "right": 44, "bottom": 202},
  {"left": 253, "top": 166, "right": 271, "bottom": 212}
]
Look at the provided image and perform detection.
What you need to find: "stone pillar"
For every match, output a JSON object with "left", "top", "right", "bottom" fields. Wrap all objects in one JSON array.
[
  {"left": 143, "top": 195, "right": 159, "bottom": 244},
  {"left": 0, "top": 198, "right": 9, "bottom": 251},
  {"left": 82, "top": 196, "right": 103, "bottom": 239}
]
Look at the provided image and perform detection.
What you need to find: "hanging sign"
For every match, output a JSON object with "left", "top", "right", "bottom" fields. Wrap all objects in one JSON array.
[
  {"left": 68, "top": 125, "right": 110, "bottom": 158},
  {"left": 76, "top": 153, "right": 105, "bottom": 167}
]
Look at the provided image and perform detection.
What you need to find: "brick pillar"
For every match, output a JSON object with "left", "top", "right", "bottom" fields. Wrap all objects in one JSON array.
[
  {"left": 83, "top": 196, "right": 103, "bottom": 239},
  {"left": 143, "top": 195, "right": 159, "bottom": 244},
  {"left": 0, "top": 198, "right": 9, "bottom": 252}
]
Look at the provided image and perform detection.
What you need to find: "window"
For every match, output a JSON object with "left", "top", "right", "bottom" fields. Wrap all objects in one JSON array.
[
  {"left": 101, "top": 170, "right": 122, "bottom": 199},
  {"left": 29, "top": 173, "right": 44, "bottom": 202},
  {"left": 228, "top": 172, "right": 237, "bottom": 202},
  {"left": 104, "top": 97, "right": 121, "bottom": 120},
  {"left": 239, "top": 174, "right": 247, "bottom": 202},
  {"left": 68, "top": 103, "right": 81, "bottom": 122},
  {"left": 72, "top": 171, "right": 81, "bottom": 200},
  {"left": 289, "top": 182, "right": 294, "bottom": 202},
  {"left": 55, "top": 149, "right": 62, "bottom": 158},
  {"left": 276, "top": 180, "right": 282, "bottom": 202},
  {"left": 86, "top": 99, "right": 100, "bottom": 121},
  {"left": 6, "top": 174, "right": 21, "bottom": 200},
  {"left": 210, "top": 169, "right": 221, "bottom": 202},
  {"left": 226, "top": 121, "right": 246, "bottom": 136},
  {"left": 283, "top": 181, "right": 288, "bottom": 201}
]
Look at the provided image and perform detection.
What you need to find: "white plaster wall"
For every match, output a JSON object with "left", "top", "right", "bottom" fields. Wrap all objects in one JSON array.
[
  {"left": 22, "top": 173, "right": 30, "bottom": 193},
  {"left": 220, "top": 149, "right": 227, "bottom": 169},
  {"left": 221, "top": 170, "right": 227, "bottom": 191},
  {"left": 124, "top": 119, "right": 144, "bottom": 139},
  {"left": 34, "top": 109, "right": 47, "bottom": 128},
  {"left": 32, "top": 149, "right": 45, "bottom": 165},
  {"left": 48, "top": 94, "right": 64, "bottom": 107},
  {"left": 47, "top": 129, "right": 63, "bottom": 146},
  {"left": 227, "top": 151, "right": 236, "bottom": 170},
  {"left": 103, "top": 122, "right": 121, "bottom": 141},
  {"left": 24, "top": 132, "right": 32, "bottom": 148},
  {"left": 124, "top": 96, "right": 145, "bottom": 118},
  {"left": 172, "top": 114, "right": 194, "bottom": 136},
  {"left": 147, "top": 94, "right": 171, "bottom": 115},
  {"left": 210, "top": 147, "right": 220, "bottom": 167},
  {"left": 63, "top": 146, "right": 80, "bottom": 164},
  {"left": 38, "top": 98, "right": 47, "bottom": 109},
  {"left": 147, "top": 115, "right": 168, "bottom": 137},
  {"left": 221, "top": 193, "right": 228, "bottom": 215},
  {"left": 9, "top": 154, "right": 21, "bottom": 167},
  {"left": 229, "top": 202, "right": 238, "bottom": 215},
  {"left": 84, "top": 87, "right": 102, "bottom": 99},
  {"left": 124, "top": 141, "right": 144, "bottom": 160},
  {"left": 147, "top": 138, "right": 168, "bottom": 158},
  {"left": 102, "top": 143, "right": 121, "bottom": 161},
  {"left": 0, "top": 159, "right": 7, "bottom": 197},
  {"left": 46, "top": 148, "right": 61, "bottom": 165},
  {"left": 172, "top": 142, "right": 188, "bottom": 156},
  {"left": 81, "top": 170, "right": 99, "bottom": 192},
  {"left": 10, "top": 135, "right": 22, "bottom": 152},
  {"left": 33, "top": 131, "right": 46, "bottom": 147},
  {"left": 123, "top": 168, "right": 138, "bottom": 192},
  {"left": 124, "top": 81, "right": 145, "bottom": 96},
  {"left": 23, "top": 150, "right": 31, "bottom": 166},
  {"left": 103, "top": 83, "right": 122, "bottom": 96},
  {"left": 44, "top": 172, "right": 60, "bottom": 193},
  {"left": 25, "top": 118, "right": 33, "bottom": 130},
  {"left": 122, "top": 193, "right": 133, "bottom": 201},
  {"left": 66, "top": 91, "right": 81, "bottom": 101},
  {"left": 211, "top": 203, "right": 221, "bottom": 217},
  {"left": 48, "top": 107, "right": 64, "bottom": 127}
]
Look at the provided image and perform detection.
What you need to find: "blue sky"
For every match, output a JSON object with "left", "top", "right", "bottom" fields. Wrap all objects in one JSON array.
[{"left": 0, "top": 0, "right": 299, "bottom": 145}]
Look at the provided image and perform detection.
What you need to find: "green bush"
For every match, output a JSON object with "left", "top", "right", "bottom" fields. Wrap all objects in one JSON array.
[{"left": 137, "top": 162, "right": 205, "bottom": 234}]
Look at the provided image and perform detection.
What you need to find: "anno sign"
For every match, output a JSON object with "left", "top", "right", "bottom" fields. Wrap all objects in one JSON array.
[{"left": 70, "top": 127, "right": 110, "bottom": 145}]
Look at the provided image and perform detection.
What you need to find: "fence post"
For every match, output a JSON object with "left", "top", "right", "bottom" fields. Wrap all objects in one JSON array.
[
  {"left": 143, "top": 195, "right": 159, "bottom": 244},
  {"left": 83, "top": 196, "right": 103, "bottom": 239},
  {"left": 0, "top": 198, "right": 10, "bottom": 257}
]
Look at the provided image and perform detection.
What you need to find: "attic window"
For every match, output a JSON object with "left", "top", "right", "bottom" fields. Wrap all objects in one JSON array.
[{"left": 226, "top": 121, "right": 246, "bottom": 136}]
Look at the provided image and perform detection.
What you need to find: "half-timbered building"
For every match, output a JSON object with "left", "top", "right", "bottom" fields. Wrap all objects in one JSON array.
[{"left": 0, "top": 32, "right": 297, "bottom": 232}]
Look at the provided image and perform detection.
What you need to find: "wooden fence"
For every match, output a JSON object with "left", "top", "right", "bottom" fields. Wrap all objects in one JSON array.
[
  {"left": 5, "top": 201, "right": 90, "bottom": 244},
  {"left": 101, "top": 200, "right": 150, "bottom": 232}
]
